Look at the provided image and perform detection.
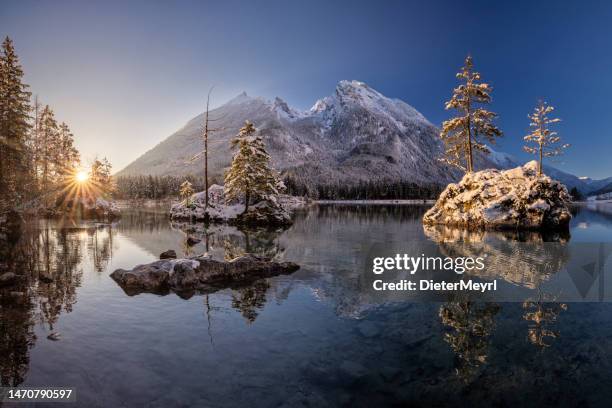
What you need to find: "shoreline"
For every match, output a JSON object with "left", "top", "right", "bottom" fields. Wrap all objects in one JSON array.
[{"left": 315, "top": 199, "right": 436, "bottom": 205}]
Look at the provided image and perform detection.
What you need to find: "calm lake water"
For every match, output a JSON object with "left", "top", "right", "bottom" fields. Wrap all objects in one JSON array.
[{"left": 2, "top": 203, "right": 612, "bottom": 407}]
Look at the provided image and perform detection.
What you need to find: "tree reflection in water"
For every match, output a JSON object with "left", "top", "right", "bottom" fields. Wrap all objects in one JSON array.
[
  {"left": 231, "top": 280, "right": 271, "bottom": 324},
  {"left": 427, "top": 223, "right": 572, "bottom": 380},
  {"left": 439, "top": 298, "right": 500, "bottom": 382},
  {"left": 0, "top": 219, "right": 115, "bottom": 386},
  {"left": 523, "top": 290, "right": 567, "bottom": 348},
  {"left": 171, "top": 221, "right": 288, "bottom": 324}
]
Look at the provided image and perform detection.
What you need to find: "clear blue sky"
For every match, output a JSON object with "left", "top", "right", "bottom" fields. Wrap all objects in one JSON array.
[{"left": 2, "top": 0, "right": 611, "bottom": 178}]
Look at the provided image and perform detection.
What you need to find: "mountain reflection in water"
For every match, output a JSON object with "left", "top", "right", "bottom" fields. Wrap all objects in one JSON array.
[{"left": 0, "top": 203, "right": 611, "bottom": 406}]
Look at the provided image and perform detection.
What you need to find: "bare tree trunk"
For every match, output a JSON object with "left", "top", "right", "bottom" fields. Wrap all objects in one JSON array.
[
  {"left": 466, "top": 93, "right": 473, "bottom": 173},
  {"left": 243, "top": 187, "right": 250, "bottom": 215},
  {"left": 203, "top": 90, "right": 211, "bottom": 209},
  {"left": 538, "top": 121, "right": 544, "bottom": 176}
]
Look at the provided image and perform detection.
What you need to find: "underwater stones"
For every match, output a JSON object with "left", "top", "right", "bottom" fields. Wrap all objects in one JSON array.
[
  {"left": 0, "top": 272, "right": 18, "bottom": 287},
  {"left": 159, "top": 249, "right": 177, "bottom": 259}
]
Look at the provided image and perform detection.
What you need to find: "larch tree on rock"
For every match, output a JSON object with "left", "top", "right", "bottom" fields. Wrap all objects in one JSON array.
[
  {"left": 224, "top": 121, "right": 283, "bottom": 215},
  {"left": 179, "top": 180, "right": 194, "bottom": 204},
  {"left": 523, "top": 100, "right": 568, "bottom": 176},
  {"left": 440, "top": 55, "right": 502, "bottom": 173}
]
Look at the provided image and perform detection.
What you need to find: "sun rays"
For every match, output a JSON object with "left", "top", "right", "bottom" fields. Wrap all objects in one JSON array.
[
  {"left": 75, "top": 170, "right": 89, "bottom": 183},
  {"left": 52, "top": 167, "right": 111, "bottom": 220}
]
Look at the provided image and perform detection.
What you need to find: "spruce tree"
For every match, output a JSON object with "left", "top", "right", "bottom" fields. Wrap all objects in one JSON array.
[
  {"left": 0, "top": 36, "right": 32, "bottom": 210},
  {"left": 224, "top": 121, "right": 283, "bottom": 214},
  {"left": 58, "top": 122, "right": 80, "bottom": 182},
  {"left": 91, "top": 157, "right": 114, "bottom": 196},
  {"left": 39, "top": 105, "right": 60, "bottom": 191},
  {"left": 440, "top": 55, "right": 502, "bottom": 173},
  {"left": 523, "top": 100, "right": 568, "bottom": 176},
  {"left": 179, "top": 180, "right": 194, "bottom": 204}
]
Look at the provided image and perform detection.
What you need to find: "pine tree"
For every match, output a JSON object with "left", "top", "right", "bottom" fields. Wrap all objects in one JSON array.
[
  {"left": 39, "top": 105, "right": 60, "bottom": 190},
  {"left": 29, "top": 95, "right": 42, "bottom": 189},
  {"left": 523, "top": 100, "right": 568, "bottom": 176},
  {"left": 224, "top": 121, "right": 283, "bottom": 214},
  {"left": 179, "top": 180, "right": 194, "bottom": 204},
  {"left": 58, "top": 122, "right": 80, "bottom": 182},
  {"left": 90, "top": 157, "right": 114, "bottom": 197},
  {"left": 0, "top": 36, "right": 32, "bottom": 210},
  {"left": 440, "top": 55, "right": 502, "bottom": 173}
]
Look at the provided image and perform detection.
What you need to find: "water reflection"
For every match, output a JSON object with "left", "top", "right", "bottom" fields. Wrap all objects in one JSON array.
[
  {"left": 0, "top": 204, "right": 610, "bottom": 404},
  {"left": 439, "top": 299, "right": 500, "bottom": 382},
  {"left": 423, "top": 224, "right": 571, "bottom": 289},
  {"left": 0, "top": 220, "right": 114, "bottom": 387},
  {"left": 523, "top": 290, "right": 568, "bottom": 348}
]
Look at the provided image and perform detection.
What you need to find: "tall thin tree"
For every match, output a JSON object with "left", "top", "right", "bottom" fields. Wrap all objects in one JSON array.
[
  {"left": 523, "top": 100, "right": 568, "bottom": 176},
  {"left": 189, "top": 86, "right": 224, "bottom": 209},
  {"left": 440, "top": 55, "right": 502, "bottom": 173},
  {"left": 0, "top": 36, "right": 32, "bottom": 210}
]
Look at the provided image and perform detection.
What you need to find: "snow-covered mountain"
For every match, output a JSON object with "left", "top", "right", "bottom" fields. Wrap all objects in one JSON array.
[{"left": 117, "top": 80, "right": 605, "bottom": 193}]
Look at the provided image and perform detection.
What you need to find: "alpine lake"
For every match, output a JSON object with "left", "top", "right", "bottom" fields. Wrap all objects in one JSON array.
[{"left": 1, "top": 202, "right": 612, "bottom": 407}]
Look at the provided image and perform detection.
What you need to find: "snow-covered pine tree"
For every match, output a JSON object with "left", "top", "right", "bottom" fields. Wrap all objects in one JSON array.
[
  {"left": 224, "top": 121, "right": 283, "bottom": 214},
  {"left": 523, "top": 100, "right": 568, "bottom": 176},
  {"left": 440, "top": 55, "right": 502, "bottom": 173},
  {"left": 179, "top": 180, "right": 194, "bottom": 204},
  {"left": 0, "top": 36, "right": 32, "bottom": 210}
]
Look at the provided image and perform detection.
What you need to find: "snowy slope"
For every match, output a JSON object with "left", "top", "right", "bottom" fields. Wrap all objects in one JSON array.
[{"left": 117, "top": 80, "right": 605, "bottom": 192}]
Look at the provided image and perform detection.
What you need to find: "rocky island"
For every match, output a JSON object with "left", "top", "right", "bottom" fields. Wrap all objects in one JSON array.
[
  {"left": 423, "top": 161, "right": 572, "bottom": 230},
  {"left": 170, "top": 184, "right": 304, "bottom": 227},
  {"left": 110, "top": 253, "right": 300, "bottom": 296}
]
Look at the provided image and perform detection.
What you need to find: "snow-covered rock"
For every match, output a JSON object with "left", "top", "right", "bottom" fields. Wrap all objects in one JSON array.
[
  {"left": 82, "top": 197, "right": 121, "bottom": 219},
  {"left": 170, "top": 184, "right": 305, "bottom": 227},
  {"left": 110, "top": 254, "right": 300, "bottom": 296},
  {"left": 423, "top": 161, "right": 572, "bottom": 230}
]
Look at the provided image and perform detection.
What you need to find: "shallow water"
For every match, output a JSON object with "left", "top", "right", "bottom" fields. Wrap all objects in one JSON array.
[{"left": 1, "top": 203, "right": 612, "bottom": 407}]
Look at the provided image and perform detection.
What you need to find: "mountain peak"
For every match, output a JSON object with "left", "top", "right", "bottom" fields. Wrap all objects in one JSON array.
[
  {"left": 225, "top": 91, "right": 252, "bottom": 106},
  {"left": 272, "top": 96, "right": 303, "bottom": 120},
  {"left": 335, "top": 80, "right": 382, "bottom": 100}
]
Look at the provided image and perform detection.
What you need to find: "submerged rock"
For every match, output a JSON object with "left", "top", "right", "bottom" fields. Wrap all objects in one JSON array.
[
  {"left": 0, "top": 272, "right": 18, "bottom": 287},
  {"left": 185, "top": 236, "right": 201, "bottom": 246},
  {"left": 169, "top": 184, "right": 304, "bottom": 227},
  {"left": 47, "top": 332, "right": 61, "bottom": 341},
  {"left": 423, "top": 161, "right": 572, "bottom": 230},
  {"left": 39, "top": 273, "right": 54, "bottom": 283},
  {"left": 110, "top": 254, "right": 300, "bottom": 296},
  {"left": 159, "top": 249, "right": 177, "bottom": 259}
]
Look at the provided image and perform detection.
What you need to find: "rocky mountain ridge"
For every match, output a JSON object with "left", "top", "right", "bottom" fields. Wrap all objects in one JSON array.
[{"left": 117, "top": 80, "right": 604, "bottom": 194}]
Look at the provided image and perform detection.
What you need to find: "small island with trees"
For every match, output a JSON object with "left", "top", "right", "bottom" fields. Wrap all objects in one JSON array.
[{"left": 424, "top": 56, "right": 572, "bottom": 231}]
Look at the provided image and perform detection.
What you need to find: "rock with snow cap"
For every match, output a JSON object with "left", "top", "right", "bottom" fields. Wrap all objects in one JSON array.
[
  {"left": 423, "top": 161, "right": 572, "bottom": 230},
  {"left": 169, "top": 184, "right": 304, "bottom": 227},
  {"left": 110, "top": 254, "right": 300, "bottom": 296}
]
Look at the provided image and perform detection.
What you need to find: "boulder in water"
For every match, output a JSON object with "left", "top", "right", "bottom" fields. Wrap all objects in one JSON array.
[
  {"left": 83, "top": 198, "right": 121, "bottom": 219},
  {"left": 110, "top": 254, "right": 300, "bottom": 295},
  {"left": 160, "top": 249, "right": 177, "bottom": 259},
  {"left": 423, "top": 161, "right": 572, "bottom": 230},
  {"left": 0, "top": 272, "right": 18, "bottom": 287}
]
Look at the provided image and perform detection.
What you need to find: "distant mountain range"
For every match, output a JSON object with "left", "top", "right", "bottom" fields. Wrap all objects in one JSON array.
[{"left": 117, "top": 80, "right": 610, "bottom": 195}]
